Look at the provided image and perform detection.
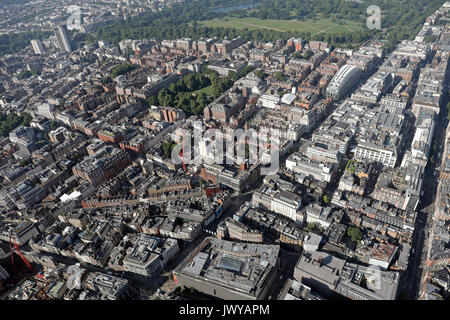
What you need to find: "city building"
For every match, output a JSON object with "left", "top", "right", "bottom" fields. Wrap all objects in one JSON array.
[
  {"left": 122, "top": 235, "right": 179, "bottom": 278},
  {"left": 54, "top": 26, "right": 72, "bottom": 53},
  {"left": 173, "top": 238, "right": 280, "bottom": 300},
  {"left": 278, "top": 278, "right": 324, "bottom": 300},
  {"left": 368, "top": 243, "right": 398, "bottom": 270},
  {"left": 326, "top": 65, "right": 362, "bottom": 100},
  {"left": 30, "top": 39, "right": 44, "bottom": 55},
  {"left": 294, "top": 251, "right": 400, "bottom": 300}
]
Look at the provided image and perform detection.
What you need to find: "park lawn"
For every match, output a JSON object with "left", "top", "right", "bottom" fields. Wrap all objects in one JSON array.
[
  {"left": 191, "top": 84, "right": 215, "bottom": 96},
  {"left": 199, "top": 17, "right": 364, "bottom": 35}
]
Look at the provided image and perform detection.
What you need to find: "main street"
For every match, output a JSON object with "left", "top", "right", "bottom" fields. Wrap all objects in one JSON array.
[{"left": 402, "top": 88, "right": 449, "bottom": 299}]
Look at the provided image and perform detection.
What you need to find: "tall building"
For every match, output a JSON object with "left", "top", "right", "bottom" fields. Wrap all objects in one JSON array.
[
  {"left": 30, "top": 39, "right": 44, "bottom": 55},
  {"left": 326, "top": 65, "right": 362, "bottom": 100},
  {"left": 54, "top": 26, "right": 72, "bottom": 53}
]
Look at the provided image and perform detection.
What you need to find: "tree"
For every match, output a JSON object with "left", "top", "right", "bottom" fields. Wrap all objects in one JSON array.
[
  {"left": 278, "top": 90, "right": 288, "bottom": 97},
  {"left": 169, "top": 83, "right": 179, "bottom": 94},
  {"left": 162, "top": 141, "right": 176, "bottom": 158},
  {"left": 302, "top": 50, "right": 314, "bottom": 60},
  {"left": 20, "top": 112, "right": 32, "bottom": 126},
  {"left": 158, "top": 89, "right": 170, "bottom": 106},
  {"left": 0, "top": 112, "right": 32, "bottom": 137},
  {"left": 162, "top": 94, "right": 174, "bottom": 107},
  {"left": 196, "top": 92, "right": 209, "bottom": 107},
  {"left": 239, "top": 65, "right": 254, "bottom": 78},
  {"left": 147, "top": 95, "right": 159, "bottom": 107},
  {"left": 273, "top": 71, "right": 287, "bottom": 82},
  {"left": 254, "top": 69, "right": 266, "bottom": 79},
  {"left": 111, "top": 63, "right": 136, "bottom": 78},
  {"left": 30, "top": 68, "right": 40, "bottom": 76},
  {"left": 0, "top": 30, "right": 51, "bottom": 57},
  {"left": 304, "top": 222, "right": 324, "bottom": 234},
  {"left": 347, "top": 226, "right": 363, "bottom": 243},
  {"left": 91, "top": 0, "right": 444, "bottom": 52},
  {"left": 17, "top": 70, "right": 32, "bottom": 80},
  {"left": 228, "top": 71, "right": 238, "bottom": 81}
]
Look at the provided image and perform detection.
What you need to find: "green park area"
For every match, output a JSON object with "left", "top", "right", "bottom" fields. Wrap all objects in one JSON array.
[
  {"left": 0, "top": 112, "right": 32, "bottom": 137},
  {"left": 199, "top": 17, "right": 364, "bottom": 35},
  {"left": 147, "top": 65, "right": 254, "bottom": 116},
  {"left": 191, "top": 84, "right": 216, "bottom": 97}
]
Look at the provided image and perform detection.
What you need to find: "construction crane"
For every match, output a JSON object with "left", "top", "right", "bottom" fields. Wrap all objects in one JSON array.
[
  {"left": 13, "top": 242, "right": 33, "bottom": 272},
  {"left": 180, "top": 147, "right": 187, "bottom": 172},
  {"left": 179, "top": 131, "right": 187, "bottom": 172},
  {"left": 9, "top": 233, "right": 15, "bottom": 274},
  {"left": 9, "top": 233, "right": 33, "bottom": 273}
]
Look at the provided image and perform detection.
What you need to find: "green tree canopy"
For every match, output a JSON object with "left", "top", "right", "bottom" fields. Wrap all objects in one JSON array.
[
  {"left": 347, "top": 226, "right": 363, "bottom": 243},
  {"left": 0, "top": 112, "right": 32, "bottom": 137},
  {"left": 17, "top": 70, "right": 32, "bottom": 80},
  {"left": 162, "top": 140, "right": 177, "bottom": 158},
  {"left": 111, "top": 63, "right": 136, "bottom": 78},
  {"left": 254, "top": 69, "right": 266, "bottom": 79},
  {"left": 273, "top": 71, "right": 287, "bottom": 82}
]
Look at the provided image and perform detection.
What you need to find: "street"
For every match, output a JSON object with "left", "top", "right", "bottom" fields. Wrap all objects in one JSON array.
[{"left": 399, "top": 90, "right": 449, "bottom": 299}]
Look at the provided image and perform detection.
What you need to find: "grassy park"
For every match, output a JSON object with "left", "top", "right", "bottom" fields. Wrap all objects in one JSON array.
[{"left": 199, "top": 17, "right": 364, "bottom": 35}]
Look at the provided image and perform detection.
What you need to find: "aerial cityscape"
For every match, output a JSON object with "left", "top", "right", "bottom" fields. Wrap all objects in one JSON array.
[{"left": 0, "top": 0, "right": 449, "bottom": 304}]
